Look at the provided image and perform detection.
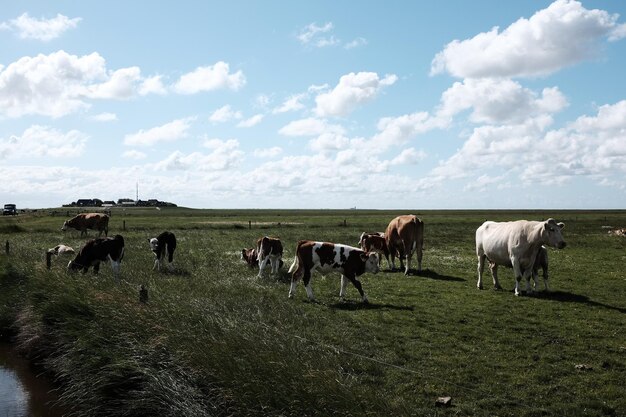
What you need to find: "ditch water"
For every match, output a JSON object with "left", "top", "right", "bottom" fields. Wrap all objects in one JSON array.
[{"left": 0, "top": 343, "right": 66, "bottom": 417}]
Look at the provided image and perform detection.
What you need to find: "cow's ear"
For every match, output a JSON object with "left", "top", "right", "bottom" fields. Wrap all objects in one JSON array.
[{"left": 557, "top": 222, "right": 565, "bottom": 229}]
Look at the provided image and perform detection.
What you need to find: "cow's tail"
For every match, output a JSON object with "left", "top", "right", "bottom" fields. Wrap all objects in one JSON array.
[{"left": 288, "top": 240, "right": 306, "bottom": 275}]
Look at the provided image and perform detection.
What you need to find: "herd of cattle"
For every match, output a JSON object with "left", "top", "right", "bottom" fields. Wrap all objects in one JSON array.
[{"left": 51, "top": 212, "right": 567, "bottom": 301}]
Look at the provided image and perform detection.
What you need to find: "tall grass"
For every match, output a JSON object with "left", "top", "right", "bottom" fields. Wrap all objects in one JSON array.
[{"left": 1, "top": 208, "right": 625, "bottom": 416}]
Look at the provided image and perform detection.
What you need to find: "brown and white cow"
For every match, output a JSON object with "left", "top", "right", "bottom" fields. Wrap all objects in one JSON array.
[
  {"left": 61, "top": 213, "right": 109, "bottom": 237},
  {"left": 256, "top": 236, "right": 283, "bottom": 277},
  {"left": 385, "top": 215, "right": 424, "bottom": 275},
  {"left": 288, "top": 240, "right": 380, "bottom": 302},
  {"left": 47, "top": 244, "right": 76, "bottom": 257},
  {"left": 476, "top": 219, "right": 565, "bottom": 296},
  {"left": 359, "top": 233, "right": 390, "bottom": 268},
  {"left": 68, "top": 235, "right": 125, "bottom": 276},
  {"left": 150, "top": 231, "right": 177, "bottom": 271},
  {"left": 241, "top": 246, "right": 284, "bottom": 270}
]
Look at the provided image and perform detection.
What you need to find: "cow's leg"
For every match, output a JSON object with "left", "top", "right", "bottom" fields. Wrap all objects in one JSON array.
[
  {"left": 93, "top": 262, "right": 100, "bottom": 274},
  {"left": 153, "top": 258, "right": 160, "bottom": 271},
  {"left": 403, "top": 242, "right": 413, "bottom": 275},
  {"left": 345, "top": 274, "right": 368, "bottom": 303},
  {"left": 543, "top": 268, "right": 550, "bottom": 292},
  {"left": 489, "top": 262, "right": 502, "bottom": 290},
  {"left": 302, "top": 269, "right": 314, "bottom": 301},
  {"left": 257, "top": 256, "right": 269, "bottom": 277},
  {"left": 339, "top": 275, "right": 349, "bottom": 300},
  {"left": 524, "top": 269, "right": 534, "bottom": 295},
  {"left": 512, "top": 259, "right": 523, "bottom": 296},
  {"left": 531, "top": 267, "right": 540, "bottom": 291},
  {"left": 416, "top": 242, "right": 423, "bottom": 273},
  {"left": 477, "top": 254, "right": 486, "bottom": 290},
  {"left": 388, "top": 245, "right": 396, "bottom": 271}
]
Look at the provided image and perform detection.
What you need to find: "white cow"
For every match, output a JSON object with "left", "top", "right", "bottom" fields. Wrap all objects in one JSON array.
[{"left": 476, "top": 219, "right": 565, "bottom": 296}]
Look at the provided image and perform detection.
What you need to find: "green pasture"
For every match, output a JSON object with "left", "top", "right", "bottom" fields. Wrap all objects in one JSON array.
[{"left": 0, "top": 208, "right": 624, "bottom": 417}]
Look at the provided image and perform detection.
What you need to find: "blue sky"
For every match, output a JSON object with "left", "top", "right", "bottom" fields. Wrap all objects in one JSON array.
[{"left": 1, "top": 1, "right": 626, "bottom": 209}]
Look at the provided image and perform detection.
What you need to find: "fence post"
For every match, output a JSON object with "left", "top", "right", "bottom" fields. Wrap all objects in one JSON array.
[
  {"left": 5, "top": 241, "right": 8, "bottom": 255},
  {"left": 249, "top": 220, "right": 251, "bottom": 229},
  {"left": 46, "top": 251, "right": 52, "bottom": 269},
  {"left": 123, "top": 220, "right": 126, "bottom": 231}
]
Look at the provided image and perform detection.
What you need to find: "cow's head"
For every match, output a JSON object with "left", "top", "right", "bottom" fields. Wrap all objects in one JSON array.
[
  {"left": 360, "top": 252, "right": 380, "bottom": 274},
  {"left": 542, "top": 218, "right": 566, "bottom": 249},
  {"left": 61, "top": 220, "right": 69, "bottom": 231},
  {"left": 67, "top": 259, "right": 81, "bottom": 272},
  {"left": 149, "top": 237, "right": 159, "bottom": 251}
]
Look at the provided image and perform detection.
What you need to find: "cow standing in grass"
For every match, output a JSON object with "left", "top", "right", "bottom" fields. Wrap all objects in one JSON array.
[
  {"left": 62, "top": 213, "right": 110, "bottom": 237},
  {"left": 385, "top": 215, "right": 424, "bottom": 275},
  {"left": 256, "top": 236, "right": 283, "bottom": 277},
  {"left": 68, "top": 235, "right": 125, "bottom": 276},
  {"left": 476, "top": 219, "right": 565, "bottom": 296},
  {"left": 288, "top": 240, "right": 380, "bottom": 302},
  {"left": 150, "top": 231, "right": 177, "bottom": 271}
]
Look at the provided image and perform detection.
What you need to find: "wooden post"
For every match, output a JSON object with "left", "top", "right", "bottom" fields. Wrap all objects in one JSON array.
[
  {"left": 343, "top": 219, "right": 347, "bottom": 227},
  {"left": 249, "top": 220, "right": 251, "bottom": 229},
  {"left": 46, "top": 251, "right": 52, "bottom": 269},
  {"left": 5, "top": 241, "right": 8, "bottom": 255},
  {"left": 123, "top": 220, "right": 126, "bottom": 231}
]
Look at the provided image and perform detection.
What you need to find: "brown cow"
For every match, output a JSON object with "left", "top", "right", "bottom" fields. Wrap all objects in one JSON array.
[
  {"left": 385, "top": 215, "right": 424, "bottom": 275},
  {"left": 359, "top": 234, "right": 390, "bottom": 267},
  {"left": 241, "top": 246, "right": 284, "bottom": 270},
  {"left": 256, "top": 236, "right": 283, "bottom": 277},
  {"left": 61, "top": 213, "right": 109, "bottom": 237}
]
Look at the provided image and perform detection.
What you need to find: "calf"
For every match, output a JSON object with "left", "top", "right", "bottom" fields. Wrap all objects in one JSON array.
[
  {"left": 359, "top": 234, "right": 390, "bottom": 268},
  {"left": 288, "top": 240, "right": 380, "bottom": 302},
  {"left": 68, "top": 235, "right": 125, "bottom": 276},
  {"left": 47, "top": 244, "right": 75, "bottom": 256},
  {"left": 150, "top": 231, "right": 177, "bottom": 271},
  {"left": 476, "top": 219, "right": 565, "bottom": 296},
  {"left": 241, "top": 247, "right": 284, "bottom": 269},
  {"left": 256, "top": 236, "right": 283, "bottom": 277}
]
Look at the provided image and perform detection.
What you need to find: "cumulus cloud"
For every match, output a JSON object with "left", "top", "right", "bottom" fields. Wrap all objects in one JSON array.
[
  {"left": 253, "top": 146, "right": 283, "bottom": 158},
  {"left": 438, "top": 78, "right": 568, "bottom": 124},
  {"left": 139, "top": 75, "right": 167, "bottom": 95},
  {"left": 278, "top": 117, "right": 346, "bottom": 137},
  {"left": 122, "top": 150, "right": 146, "bottom": 160},
  {"left": 173, "top": 62, "right": 246, "bottom": 94},
  {"left": 297, "top": 22, "right": 335, "bottom": 45},
  {"left": 273, "top": 93, "right": 307, "bottom": 114},
  {"left": 0, "top": 125, "right": 87, "bottom": 159},
  {"left": 0, "top": 50, "right": 160, "bottom": 118},
  {"left": 308, "top": 133, "right": 352, "bottom": 153},
  {"left": 124, "top": 117, "right": 195, "bottom": 146},
  {"left": 391, "top": 148, "right": 427, "bottom": 165},
  {"left": 237, "top": 114, "right": 263, "bottom": 128},
  {"left": 372, "top": 111, "right": 448, "bottom": 150},
  {"left": 0, "top": 13, "right": 81, "bottom": 41},
  {"left": 155, "top": 139, "right": 243, "bottom": 171},
  {"left": 209, "top": 105, "right": 242, "bottom": 123},
  {"left": 89, "top": 112, "right": 117, "bottom": 122},
  {"left": 314, "top": 72, "right": 398, "bottom": 117},
  {"left": 430, "top": 0, "right": 626, "bottom": 78}
]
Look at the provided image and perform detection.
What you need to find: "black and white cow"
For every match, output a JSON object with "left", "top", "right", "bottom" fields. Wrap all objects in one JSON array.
[
  {"left": 150, "top": 231, "right": 177, "bottom": 271},
  {"left": 288, "top": 240, "right": 380, "bottom": 302},
  {"left": 68, "top": 235, "right": 125, "bottom": 276}
]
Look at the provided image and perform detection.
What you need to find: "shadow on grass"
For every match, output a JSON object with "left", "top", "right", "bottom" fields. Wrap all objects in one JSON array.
[
  {"left": 534, "top": 290, "right": 626, "bottom": 314},
  {"left": 327, "top": 300, "right": 415, "bottom": 311},
  {"left": 382, "top": 268, "right": 465, "bottom": 282}
]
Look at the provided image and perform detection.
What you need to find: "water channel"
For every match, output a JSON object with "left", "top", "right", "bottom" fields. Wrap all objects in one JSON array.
[{"left": 0, "top": 343, "right": 66, "bottom": 417}]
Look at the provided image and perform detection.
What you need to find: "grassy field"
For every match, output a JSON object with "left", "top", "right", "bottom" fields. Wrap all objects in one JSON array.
[{"left": 0, "top": 208, "right": 624, "bottom": 417}]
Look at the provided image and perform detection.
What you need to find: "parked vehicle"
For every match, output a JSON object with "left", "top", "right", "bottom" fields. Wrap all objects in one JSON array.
[{"left": 3, "top": 204, "right": 17, "bottom": 215}]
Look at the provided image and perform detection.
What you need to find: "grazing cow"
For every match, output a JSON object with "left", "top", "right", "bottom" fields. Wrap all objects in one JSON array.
[
  {"left": 359, "top": 234, "right": 390, "bottom": 267},
  {"left": 68, "top": 235, "right": 125, "bottom": 276},
  {"left": 256, "top": 236, "right": 283, "bottom": 277},
  {"left": 61, "top": 213, "right": 109, "bottom": 237},
  {"left": 241, "top": 247, "right": 284, "bottom": 269},
  {"left": 385, "top": 215, "right": 424, "bottom": 275},
  {"left": 476, "top": 219, "right": 565, "bottom": 296},
  {"left": 358, "top": 231, "right": 384, "bottom": 247},
  {"left": 487, "top": 245, "right": 550, "bottom": 292},
  {"left": 288, "top": 240, "right": 380, "bottom": 302},
  {"left": 149, "top": 231, "right": 177, "bottom": 271}
]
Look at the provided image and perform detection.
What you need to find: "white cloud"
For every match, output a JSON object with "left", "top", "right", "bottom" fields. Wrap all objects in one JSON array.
[
  {"left": 0, "top": 50, "right": 161, "bottom": 118},
  {"left": 139, "top": 75, "right": 167, "bottom": 95},
  {"left": 308, "top": 133, "right": 352, "bottom": 153},
  {"left": 430, "top": 0, "right": 626, "bottom": 78},
  {"left": 391, "top": 148, "right": 427, "bottom": 165},
  {"left": 297, "top": 22, "right": 333, "bottom": 44},
  {"left": 209, "top": 105, "right": 242, "bottom": 123},
  {"left": 124, "top": 117, "right": 195, "bottom": 146},
  {"left": 273, "top": 93, "right": 307, "bottom": 114},
  {"left": 314, "top": 72, "right": 398, "bottom": 117},
  {"left": 0, "top": 125, "right": 87, "bottom": 159},
  {"left": 372, "top": 111, "right": 448, "bottom": 150},
  {"left": 438, "top": 78, "right": 568, "bottom": 124},
  {"left": 0, "top": 13, "right": 81, "bottom": 41},
  {"left": 279, "top": 117, "right": 346, "bottom": 137},
  {"left": 345, "top": 37, "right": 368, "bottom": 49},
  {"left": 122, "top": 150, "right": 147, "bottom": 160},
  {"left": 173, "top": 62, "right": 246, "bottom": 94},
  {"left": 155, "top": 140, "right": 243, "bottom": 172},
  {"left": 237, "top": 114, "right": 264, "bottom": 128},
  {"left": 253, "top": 147, "right": 283, "bottom": 158},
  {"left": 89, "top": 112, "right": 118, "bottom": 122}
]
